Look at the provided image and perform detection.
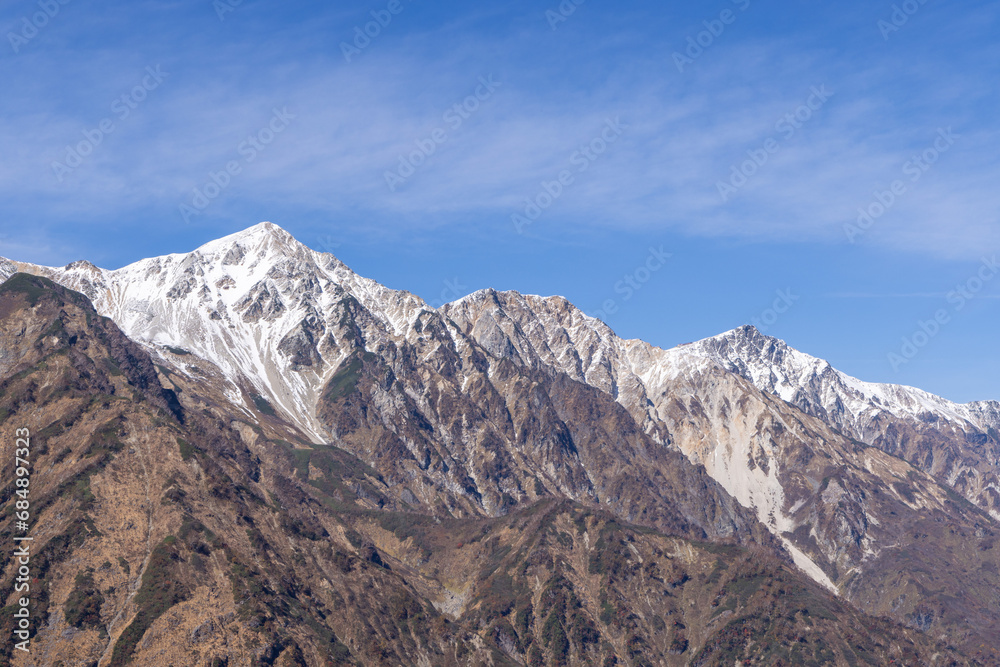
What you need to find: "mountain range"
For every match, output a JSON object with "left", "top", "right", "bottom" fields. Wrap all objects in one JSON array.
[{"left": 0, "top": 222, "right": 996, "bottom": 666}]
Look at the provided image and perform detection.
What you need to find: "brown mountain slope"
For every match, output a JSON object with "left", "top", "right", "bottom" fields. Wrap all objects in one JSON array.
[
  {"left": 442, "top": 289, "right": 1000, "bottom": 662},
  {"left": 0, "top": 279, "right": 980, "bottom": 666},
  {"left": 311, "top": 303, "right": 773, "bottom": 546}
]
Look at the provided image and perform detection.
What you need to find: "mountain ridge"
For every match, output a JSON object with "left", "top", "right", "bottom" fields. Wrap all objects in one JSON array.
[
  {"left": 4, "top": 224, "right": 994, "bottom": 419},
  {"left": 3, "top": 223, "right": 1000, "bottom": 661},
  {"left": 685, "top": 324, "right": 1000, "bottom": 521},
  {"left": 0, "top": 271, "right": 984, "bottom": 666},
  {"left": 4, "top": 223, "right": 997, "bottom": 528}
]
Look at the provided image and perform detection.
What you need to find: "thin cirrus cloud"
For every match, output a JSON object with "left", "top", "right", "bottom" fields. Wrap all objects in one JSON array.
[{"left": 0, "top": 0, "right": 996, "bottom": 263}]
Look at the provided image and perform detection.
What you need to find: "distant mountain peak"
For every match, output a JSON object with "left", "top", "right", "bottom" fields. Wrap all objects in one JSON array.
[
  {"left": 449, "top": 287, "right": 501, "bottom": 305},
  {"left": 722, "top": 323, "right": 764, "bottom": 338},
  {"left": 238, "top": 221, "right": 296, "bottom": 245},
  {"left": 63, "top": 259, "right": 101, "bottom": 272},
  {"left": 194, "top": 221, "right": 314, "bottom": 264},
  {"left": 701, "top": 323, "right": 789, "bottom": 350},
  {"left": 227, "top": 220, "right": 292, "bottom": 241}
]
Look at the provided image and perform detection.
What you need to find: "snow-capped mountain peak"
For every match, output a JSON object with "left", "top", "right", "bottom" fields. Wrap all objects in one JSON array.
[
  {"left": 194, "top": 221, "right": 315, "bottom": 265},
  {"left": 687, "top": 324, "right": 1000, "bottom": 431},
  {"left": 3, "top": 224, "right": 999, "bottom": 613},
  {"left": 0, "top": 223, "right": 433, "bottom": 441}
]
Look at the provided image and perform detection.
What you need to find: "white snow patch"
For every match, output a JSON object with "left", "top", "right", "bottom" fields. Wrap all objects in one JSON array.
[{"left": 781, "top": 538, "right": 838, "bottom": 595}]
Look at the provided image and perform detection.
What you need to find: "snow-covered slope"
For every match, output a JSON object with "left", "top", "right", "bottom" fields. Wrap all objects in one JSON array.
[
  {"left": 684, "top": 326, "right": 1000, "bottom": 520},
  {"left": 443, "top": 292, "right": 999, "bottom": 438},
  {"left": 442, "top": 289, "right": 1000, "bottom": 599},
  {"left": 3, "top": 224, "right": 771, "bottom": 546},
  {"left": 3, "top": 223, "right": 997, "bottom": 605},
  {"left": 0, "top": 223, "right": 429, "bottom": 441},
  {"left": 440, "top": 289, "right": 721, "bottom": 444},
  {"left": 443, "top": 292, "right": 1000, "bottom": 522},
  {"left": 688, "top": 325, "right": 1000, "bottom": 435}
]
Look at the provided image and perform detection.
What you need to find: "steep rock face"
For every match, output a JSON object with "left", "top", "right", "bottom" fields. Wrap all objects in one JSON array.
[
  {"left": 313, "top": 308, "right": 595, "bottom": 519},
  {"left": 443, "top": 289, "right": 1000, "bottom": 658},
  {"left": 310, "top": 297, "right": 767, "bottom": 544},
  {"left": 686, "top": 325, "right": 1000, "bottom": 521},
  {"left": 0, "top": 228, "right": 763, "bottom": 548},
  {"left": 1, "top": 275, "right": 969, "bottom": 667}
]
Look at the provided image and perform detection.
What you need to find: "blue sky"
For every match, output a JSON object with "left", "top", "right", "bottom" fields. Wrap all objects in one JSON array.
[{"left": 1, "top": 0, "right": 998, "bottom": 402}]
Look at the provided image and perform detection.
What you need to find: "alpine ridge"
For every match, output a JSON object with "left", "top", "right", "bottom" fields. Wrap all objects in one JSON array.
[
  {"left": 1, "top": 223, "right": 998, "bottom": 665},
  {"left": 686, "top": 324, "right": 1000, "bottom": 521},
  {"left": 3, "top": 222, "right": 428, "bottom": 443}
]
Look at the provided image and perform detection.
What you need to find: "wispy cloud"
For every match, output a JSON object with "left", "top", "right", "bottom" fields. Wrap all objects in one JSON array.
[{"left": 0, "top": 0, "right": 998, "bottom": 262}]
